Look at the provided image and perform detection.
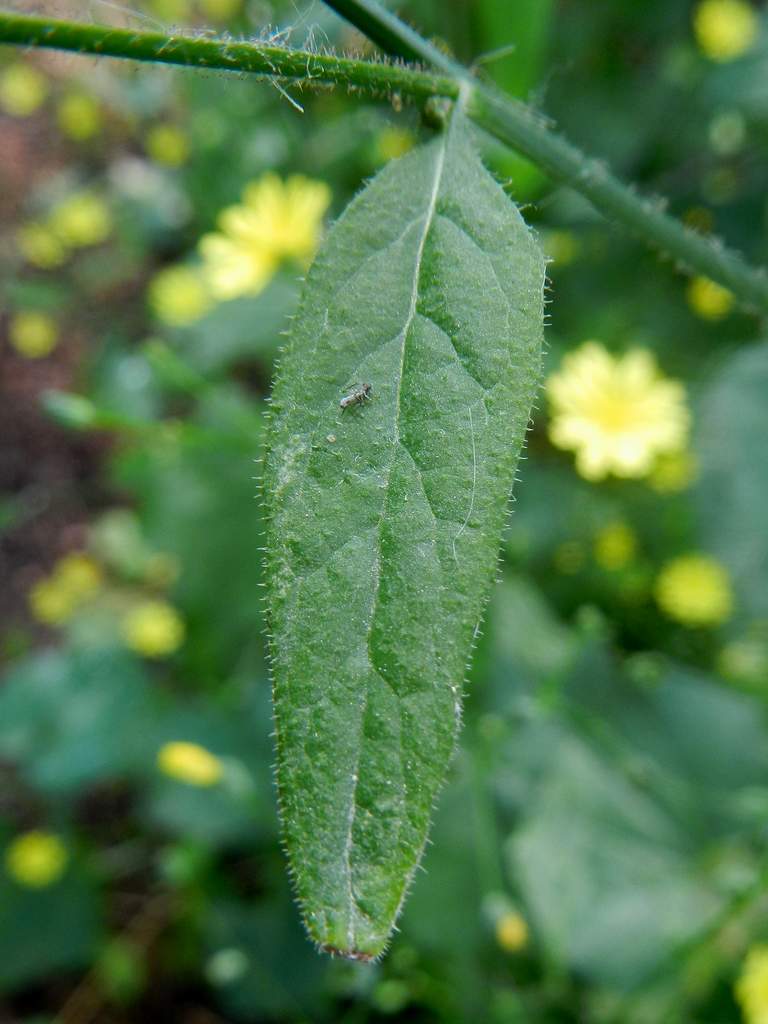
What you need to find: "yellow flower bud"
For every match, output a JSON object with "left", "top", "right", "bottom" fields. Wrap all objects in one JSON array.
[
  {"left": 145, "top": 124, "right": 190, "bottom": 167},
  {"left": 694, "top": 0, "right": 758, "bottom": 62},
  {"left": 0, "top": 63, "right": 47, "bottom": 117},
  {"left": 157, "top": 741, "right": 224, "bottom": 786},
  {"left": 687, "top": 276, "right": 734, "bottom": 320},
  {"left": 655, "top": 554, "right": 733, "bottom": 627},
  {"left": 594, "top": 522, "right": 637, "bottom": 571},
  {"left": 5, "top": 831, "right": 68, "bottom": 888},
  {"left": 122, "top": 601, "right": 185, "bottom": 657},
  {"left": 8, "top": 311, "right": 59, "bottom": 359},
  {"left": 57, "top": 91, "right": 103, "bottom": 141},
  {"left": 495, "top": 912, "right": 529, "bottom": 953}
]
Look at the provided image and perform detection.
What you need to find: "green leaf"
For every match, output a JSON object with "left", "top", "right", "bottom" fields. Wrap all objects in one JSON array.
[
  {"left": 510, "top": 736, "right": 720, "bottom": 986},
  {"left": 695, "top": 341, "right": 768, "bottom": 620},
  {"left": 264, "top": 112, "right": 545, "bottom": 959}
]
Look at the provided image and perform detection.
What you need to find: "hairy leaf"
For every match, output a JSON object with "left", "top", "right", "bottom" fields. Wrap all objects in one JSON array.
[{"left": 263, "top": 113, "right": 545, "bottom": 959}]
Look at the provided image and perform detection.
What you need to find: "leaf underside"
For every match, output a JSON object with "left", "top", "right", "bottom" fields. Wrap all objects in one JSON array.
[{"left": 263, "top": 113, "right": 545, "bottom": 959}]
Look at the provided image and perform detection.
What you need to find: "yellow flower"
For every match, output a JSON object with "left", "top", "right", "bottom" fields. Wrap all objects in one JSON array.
[
  {"left": 5, "top": 832, "right": 68, "bottom": 888},
  {"left": 687, "top": 275, "right": 734, "bottom": 320},
  {"left": 145, "top": 124, "right": 190, "bottom": 167},
  {"left": 547, "top": 342, "right": 689, "bottom": 481},
  {"left": 199, "top": 0, "right": 242, "bottom": 20},
  {"left": 54, "top": 552, "right": 103, "bottom": 600},
  {"left": 495, "top": 912, "right": 529, "bottom": 953},
  {"left": 694, "top": 0, "right": 759, "bottom": 61},
  {"left": 29, "top": 578, "right": 76, "bottom": 625},
  {"left": 148, "top": 0, "right": 191, "bottom": 21},
  {"left": 122, "top": 601, "right": 185, "bottom": 657},
  {"left": 594, "top": 521, "right": 637, "bottom": 571},
  {"left": 16, "top": 222, "right": 68, "bottom": 269},
  {"left": 199, "top": 173, "right": 331, "bottom": 300},
  {"left": 8, "top": 311, "right": 59, "bottom": 359},
  {"left": 157, "top": 741, "right": 224, "bottom": 786},
  {"left": 0, "top": 62, "right": 48, "bottom": 117},
  {"left": 149, "top": 265, "right": 213, "bottom": 326},
  {"left": 736, "top": 945, "right": 768, "bottom": 1024},
  {"left": 28, "top": 552, "right": 103, "bottom": 625},
  {"left": 655, "top": 554, "right": 733, "bottom": 627},
  {"left": 48, "top": 191, "right": 112, "bottom": 248},
  {"left": 57, "top": 91, "right": 102, "bottom": 141},
  {"left": 375, "top": 126, "right": 415, "bottom": 162},
  {"left": 648, "top": 449, "right": 698, "bottom": 493},
  {"left": 544, "top": 229, "right": 579, "bottom": 267}
]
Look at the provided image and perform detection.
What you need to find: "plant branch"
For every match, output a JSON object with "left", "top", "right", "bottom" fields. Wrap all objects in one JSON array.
[
  {"left": 322, "top": 0, "right": 465, "bottom": 76},
  {"left": 322, "top": 0, "right": 768, "bottom": 315},
  {"left": 0, "top": 11, "right": 456, "bottom": 102},
  {"left": 2, "top": 8, "right": 768, "bottom": 313}
]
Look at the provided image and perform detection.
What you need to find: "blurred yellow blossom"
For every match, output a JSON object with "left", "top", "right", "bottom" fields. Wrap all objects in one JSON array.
[
  {"left": 29, "top": 578, "right": 76, "bottom": 625},
  {"left": 544, "top": 229, "right": 579, "bottom": 267},
  {"left": 199, "top": 0, "right": 242, "bottom": 20},
  {"left": 49, "top": 191, "right": 112, "bottom": 248},
  {"left": 655, "top": 554, "right": 733, "bottom": 626},
  {"left": 149, "top": 265, "right": 213, "bottom": 326},
  {"left": 157, "top": 741, "right": 224, "bottom": 786},
  {"left": 594, "top": 522, "right": 637, "bottom": 571},
  {"left": 8, "top": 311, "right": 59, "bottom": 359},
  {"left": 694, "top": 0, "right": 758, "bottom": 61},
  {"left": 0, "top": 62, "right": 47, "bottom": 117},
  {"left": 16, "top": 222, "right": 68, "bottom": 269},
  {"left": 123, "top": 600, "right": 185, "bottom": 657},
  {"left": 495, "top": 912, "right": 529, "bottom": 953},
  {"left": 55, "top": 552, "right": 103, "bottom": 600},
  {"left": 57, "top": 91, "right": 103, "bottom": 141},
  {"left": 145, "top": 123, "right": 190, "bottom": 167},
  {"left": 736, "top": 945, "right": 768, "bottom": 1024},
  {"left": 648, "top": 449, "right": 698, "bottom": 493},
  {"left": 5, "top": 832, "right": 68, "bottom": 888},
  {"left": 199, "top": 173, "right": 331, "bottom": 300},
  {"left": 375, "top": 126, "right": 415, "bottom": 162},
  {"left": 28, "top": 551, "right": 103, "bottom": 625},
  {"left": 687, "top": 275, "right": 734, "bottom": 319},
  {"left": 547, "top": 342, "right": 689, "bottom": 481},
  {"left": 148, "top": 0, "right": 191, "bottom": 20}
]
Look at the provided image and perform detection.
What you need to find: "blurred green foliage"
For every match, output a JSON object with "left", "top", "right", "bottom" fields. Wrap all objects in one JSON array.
[{"left": 1, "top": 0, "right": 768, "bottom": 1021}]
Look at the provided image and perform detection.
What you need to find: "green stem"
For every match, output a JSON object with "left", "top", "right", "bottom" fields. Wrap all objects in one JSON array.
[
  {"left": 0, "top": 11, "right": 456, "bottom": 102},
  {"left": 323, "top": 0, "right": 768, "bottom": 315},
  {"left": 2, "top": 8, "right": 768, "bottom": 313},
  {"left": 322, "top": 0, "right": 465, "bottom": 76}
]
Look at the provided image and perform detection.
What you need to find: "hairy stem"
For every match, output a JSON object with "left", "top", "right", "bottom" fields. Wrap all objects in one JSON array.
[
  {"left": 2, "top": 8, "right": 768, "bottom": 313},
  {"left": 0, "top": 11, "right": 456, "bottom": 101},
  {"left": 322, "top": 0, "right": 768, "bottom": 314}
]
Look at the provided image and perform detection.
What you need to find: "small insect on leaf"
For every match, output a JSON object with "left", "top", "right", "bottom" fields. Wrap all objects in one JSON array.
[
  {"left": 340, "top": 382, "right": 373, "bottom": 410},
  {"left": 264, "top": 107, "right": 545, "bottom": 961}
]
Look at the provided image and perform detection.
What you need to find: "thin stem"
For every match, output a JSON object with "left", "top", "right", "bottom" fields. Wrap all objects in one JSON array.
[
  {"left": 323, "top": 0, "right": 768, "bottom": 315},
  {"left": 470, "top": 88, "right": 768, "bottom": 310},
  {"left": 322, "top": 0, "right": 465, "bottom": 77},
  {"left": 0, "top": 11, "right": 456, "bottom": 102},
  {"left": 2, "top": 9, "right": 768, "bottom": 313}
]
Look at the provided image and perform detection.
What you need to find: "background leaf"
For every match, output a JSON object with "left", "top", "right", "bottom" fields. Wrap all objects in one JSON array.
[
  {"left": 696, "top": 341, "right": 768, "bottom": 621},
  {"left": 264, "top": 113, "right": 545, "bottom": 958}
]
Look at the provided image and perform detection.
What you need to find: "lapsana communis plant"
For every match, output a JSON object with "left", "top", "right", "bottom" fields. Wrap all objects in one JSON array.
[{"left": 2, "top": 0, "right": 766, "bottom": 961}]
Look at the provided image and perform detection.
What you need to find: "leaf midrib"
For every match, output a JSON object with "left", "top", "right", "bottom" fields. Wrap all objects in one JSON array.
[{"left": 340, "top": 131, "right": 450, "bottom": 948}]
